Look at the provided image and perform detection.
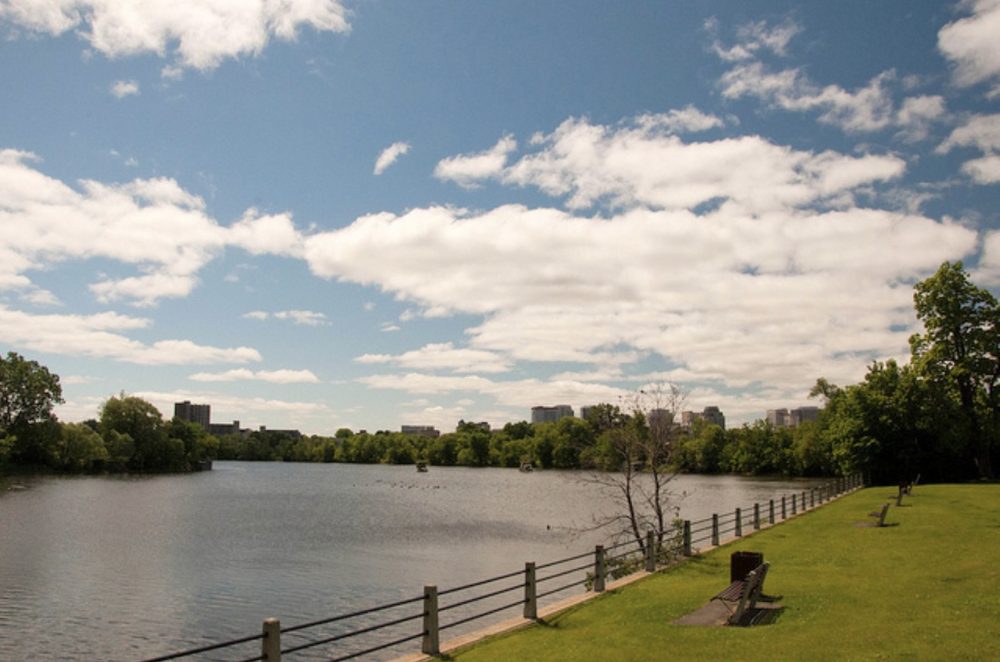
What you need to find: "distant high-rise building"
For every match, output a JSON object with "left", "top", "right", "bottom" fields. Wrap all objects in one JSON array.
[
  {"left": 768, "top": 406, "right": 820, "bottom": 428},
  {"left": 767, "top": 408, "right": 790, "bottom": 427},
  {"left": 531, "top": 405, "right": 575, "bottom": 424},
  {"left": 174, "top": 401, "right": 210, "bottom": 429},
  {"left": 402, "top": 425, "right": 441, "bottom": 439},
  {"left": 647, "top": 408, "right": 674, "bottom": 429},
  {"left": 680, "top": 406, "right": 726, "bottom": 430},
  {"left": 208, "top": 420, "right": 241, "bottom": 437},
  {"left": 789, "top": 406, "right": 820, "bottom": 427},
  {"left": 701, "top": 406, "right": 725, "bottom": 429}
]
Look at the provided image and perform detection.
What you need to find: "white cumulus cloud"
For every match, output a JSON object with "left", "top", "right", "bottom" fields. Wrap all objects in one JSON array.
[
  {"left": 0, "top": 305, "right": 261, "bottom": 365},
  {"left": 374, "top": 142, "right": 411, "bottom": 175},
  {"left": 0, "top": 150, "right": 307, "bottom": 307},
  {"left": 434, "top": 136, "right": 517, "bottom": 188},
  {"left": 110, "top": 79, "right": 139, "bottom": 98},
  {"left": 938, "top": 0, "right": 1000, "bottom": 96},
  {"left": 188, "top": 369, "right": 319, "bottom": 383},
  {"left": 0, "top": 0, "right": 352, "bottom": 72},
  {"left": 355, "top": 342, "right": 511, "bottom": 374},
  {"left": 715, "top": 20, "right": 948, "bottom": 136}
]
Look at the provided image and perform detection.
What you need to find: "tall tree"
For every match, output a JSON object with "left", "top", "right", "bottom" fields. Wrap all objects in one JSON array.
[
  {"left": 100, "top": 394, "right": 177, "bottom": 471},
  {"left": 0, "top": 352, "right": 63, "bottom": 430},
  {"left": 0, "top": 352, "right": 64, "bottom": 464},
  {"left": 910, "top": 262, "right": 999, "bottom": 479}
]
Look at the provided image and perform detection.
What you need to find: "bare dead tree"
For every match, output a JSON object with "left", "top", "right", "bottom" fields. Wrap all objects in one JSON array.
[{"left": 581, "top": 383, "right": 686, "bottom": 556}]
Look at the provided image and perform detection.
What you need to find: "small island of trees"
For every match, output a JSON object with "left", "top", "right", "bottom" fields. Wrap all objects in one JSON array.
[{"left": 2, "top": 262, "right": 997, "bottom": 484}]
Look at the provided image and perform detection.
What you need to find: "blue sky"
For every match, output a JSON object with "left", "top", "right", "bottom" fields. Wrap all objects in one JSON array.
[{"left": 2, "top": 0, "right": 999, "bottom": 435}]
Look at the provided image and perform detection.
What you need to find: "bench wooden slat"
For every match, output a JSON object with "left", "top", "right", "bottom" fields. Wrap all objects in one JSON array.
[
  {"left": 712, "top": 580, "right": 746, "bottom": 602},
  {"left": 711, "top": 562, "right": 770, "bottom": 625}
]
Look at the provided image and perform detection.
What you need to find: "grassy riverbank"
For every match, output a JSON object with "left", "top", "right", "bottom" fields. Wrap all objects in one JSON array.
[{"left": 446, "top": 484, "right": 999, "bottom": 661}]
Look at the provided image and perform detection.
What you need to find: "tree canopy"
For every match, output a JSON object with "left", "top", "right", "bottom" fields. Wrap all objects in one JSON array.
[
  {"left": 0, "top": 352, "right": 64, "bottom": 464},
  {"left": 809, "top": 262, "right": 999, "bottom": 482},
  {"left": 0, "top": 352, "right": 63, "bottom": 431},
  {"left": 910, "top": 261, "right": 998, "bottom": 479}
]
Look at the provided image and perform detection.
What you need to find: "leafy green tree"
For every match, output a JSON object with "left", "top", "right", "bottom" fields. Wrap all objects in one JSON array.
[
  {"left": 529, "top": 424, "right": 555, "bottom": 468},
  {"left": 55, "top": 422, "right": 109, "bottom": 472},
  {"left": 503, "top": 420, "right": 534, "bottom": 440},
  {"left": 910, "top": 261, "right": 999, "bottom": 479},
  {"left": 792, "top": 420, "right": 834, "bottom": 477},
  {"left": 100, "top": 394, "right": 180, "bottom": 471},
  {"left": 584, "top": 403, "right": 627, "bottom": 436},
  {"left": 0, "top": 430, "right": 13, "bottom": 467},
  {"left": 455, "top": 423, "right": 491, "bottom": 466},
  {"left": 815, "top": 361, "right": 963, "bottom": 483},
  {"left": 384, "top": 433, "right": 418, "bottom": 464},
  {"left": 345, "top": 433, "right": 385, "bottom": 463},
  {"left": 494, "top": 436, "right": 532, "bottom": 467},
  {"left": 166, "top": 417, "right": 218, "bottom": 467},
  {"left": 549, "top": 416, "right": 593, "bottom": 468},
  {"left": 103, "top": 430, "right": 136, "bottom": 472},
  {"left": 426, "top": 434, "right": 459, "bottom": 465},
  {"left": 675, "top": 420, "right": 727, "bottom": 473},
  {"left": 1, "top": 352, "right": 64, "bottom": 464}
]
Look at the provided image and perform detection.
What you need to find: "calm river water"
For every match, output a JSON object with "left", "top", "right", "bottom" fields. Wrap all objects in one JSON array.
[{"left": 0, "top": 462, "right": 826, "bottom": 661}]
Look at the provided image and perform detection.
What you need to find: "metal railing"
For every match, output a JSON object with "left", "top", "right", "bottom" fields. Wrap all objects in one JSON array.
[{"left": 138, "top": 473, "right": 862, "bottom": 662}]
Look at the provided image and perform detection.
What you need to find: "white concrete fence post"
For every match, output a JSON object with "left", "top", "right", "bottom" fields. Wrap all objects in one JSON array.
[
  {"left": 262, "top": 618, "right": 281, "bottom": 662},
  {"left": 422, "top": 585, "right": 440, "bottom": 656}
]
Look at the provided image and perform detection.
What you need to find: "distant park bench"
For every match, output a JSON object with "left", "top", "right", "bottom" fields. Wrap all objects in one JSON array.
[
  {"left": 869, "top": 503, "right": 890, "bottom": 527},
  {"left": 896, "top": 474, "right": 921, "bottom": 505},
  {"left": 711, "top": 562, "right": 769, "bottom": 626}
]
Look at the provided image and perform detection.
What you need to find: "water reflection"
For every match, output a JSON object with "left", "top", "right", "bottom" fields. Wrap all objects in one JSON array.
[{"left": 0, "top": 463, "right": 826, "bottom": 660}]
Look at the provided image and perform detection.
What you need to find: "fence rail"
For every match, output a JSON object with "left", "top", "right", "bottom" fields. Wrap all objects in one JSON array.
[{"left": 137, "top": 473, "right": 862, "bottom": 662}]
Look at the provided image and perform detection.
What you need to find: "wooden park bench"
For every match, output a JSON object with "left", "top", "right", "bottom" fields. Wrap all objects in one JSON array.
[
  {"left": 711, "top": 562, "right": 769, "bottom": 626},
  {"left": 868, "top": 503, "right": 890, "bottom": 526},
  {"left": 896, "top": 473, "right": 921, "bottom": 504}
]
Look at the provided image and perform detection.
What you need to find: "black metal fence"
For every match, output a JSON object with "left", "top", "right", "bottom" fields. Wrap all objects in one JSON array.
[{"left": 137, "top": 474, "right": 862, "bottom": 662}]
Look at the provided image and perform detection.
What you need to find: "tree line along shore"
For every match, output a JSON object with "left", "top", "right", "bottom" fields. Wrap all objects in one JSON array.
[{"left": 2, "top": 262, "right": 997, "bottom": 484}]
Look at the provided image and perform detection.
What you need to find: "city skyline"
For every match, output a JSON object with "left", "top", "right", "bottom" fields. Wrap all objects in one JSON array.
[{"left": 2, "top": 1, "right": 999, "bottom": 435}]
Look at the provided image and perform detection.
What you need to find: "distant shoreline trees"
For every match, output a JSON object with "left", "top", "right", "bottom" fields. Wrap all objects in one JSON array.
[
  {"left": 0, "top": 354, "right": 216, "bottom": 475},
  {"left": 3, "top": 262, "right": 997, "bottom": 482}
]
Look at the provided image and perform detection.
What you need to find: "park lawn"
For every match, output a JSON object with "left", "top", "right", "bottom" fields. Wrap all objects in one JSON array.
[{"left": 445, "top": 484, "right": 1000, "bottom": 662}]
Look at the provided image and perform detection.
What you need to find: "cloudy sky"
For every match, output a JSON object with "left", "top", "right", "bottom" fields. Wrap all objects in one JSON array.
[{"left": 2, "top": 1, "right": 999, "bottom": 435}]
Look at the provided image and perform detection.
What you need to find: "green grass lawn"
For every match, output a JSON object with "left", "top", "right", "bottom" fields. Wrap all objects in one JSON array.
[{"left": 445, "top": 484, "right": 1000, "bottom": 662}]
